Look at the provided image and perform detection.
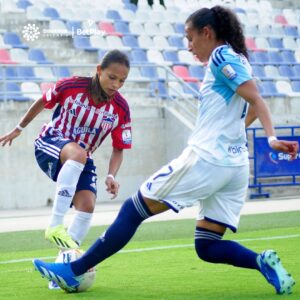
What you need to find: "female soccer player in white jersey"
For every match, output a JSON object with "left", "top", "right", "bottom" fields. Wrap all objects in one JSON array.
[
  {"left": 33, "top": 6, "right": 298, "bottom": 295},
  {"left": 0, "top": 49, "right": 132, "bottom": 249}
]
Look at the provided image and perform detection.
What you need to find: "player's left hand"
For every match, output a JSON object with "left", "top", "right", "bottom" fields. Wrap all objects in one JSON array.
[
  {"left": 105, "top": 177, "right": 120, "bottom": 199},
  {"left": 270, "top": 140, "right": 299, "bottom": 160}
]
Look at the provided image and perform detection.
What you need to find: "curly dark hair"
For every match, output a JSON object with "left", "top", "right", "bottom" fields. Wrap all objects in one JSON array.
[{"left": 186, "top": 5, "right": 248, "bottom": 59}]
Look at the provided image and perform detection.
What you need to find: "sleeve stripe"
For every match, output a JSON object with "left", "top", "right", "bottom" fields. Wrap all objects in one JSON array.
[{"left": 211, "top": 47, "right": 226, "bottom": 67}]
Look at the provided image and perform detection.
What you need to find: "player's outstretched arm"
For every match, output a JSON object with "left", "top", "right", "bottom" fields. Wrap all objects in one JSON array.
[
  {"left": 0, "top": 98, "right": 45, "bottom": 146},
  {"left": 237, "top": 80, "right": 299, "bottom": 160}
]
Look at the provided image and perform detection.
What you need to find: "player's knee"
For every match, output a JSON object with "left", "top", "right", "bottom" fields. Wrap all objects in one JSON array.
[
  {"left": 194, "top": 227, "right": 223, "bottom": 262},
  {"left": 61, "top": 143, "right": 87, "bottom": 165}
]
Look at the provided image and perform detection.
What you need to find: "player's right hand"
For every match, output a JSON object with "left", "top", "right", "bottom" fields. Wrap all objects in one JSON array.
[
  {"left": 0, "top": 128, "right": 22, "bottom": 146},
  {"left": 270, "top": 140, "right": 299, "bottom": 160}
]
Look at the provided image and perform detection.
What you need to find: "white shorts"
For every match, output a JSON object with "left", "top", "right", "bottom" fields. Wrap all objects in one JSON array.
[{"left": 140, "top": 147, "right": 249, "bottom": 232}]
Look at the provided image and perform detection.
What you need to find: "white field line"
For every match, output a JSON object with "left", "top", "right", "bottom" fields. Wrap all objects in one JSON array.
[{"left": 0, "top": 234, "right": 299, "bottom": 265}]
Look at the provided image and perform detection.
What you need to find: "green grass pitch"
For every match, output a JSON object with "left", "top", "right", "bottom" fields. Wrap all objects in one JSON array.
[{"left": 0, "top": 211, "right": 299, "bottom": 299}]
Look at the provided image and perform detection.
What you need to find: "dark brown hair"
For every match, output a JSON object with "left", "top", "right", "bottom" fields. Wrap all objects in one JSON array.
[
  {"left": 186, "top": 5, "right": 248, "bottom": 59},
  {"left": 89, "top": 49, "right": 130, "bottom": 102}
]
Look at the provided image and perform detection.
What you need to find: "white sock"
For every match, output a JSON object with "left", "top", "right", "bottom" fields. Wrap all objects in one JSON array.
[
  {"left": 49, "top": 160, "right": 84, "bottom": 227},
  {"left": 68, "top": 211, "right": 93, "bottom": 245}
]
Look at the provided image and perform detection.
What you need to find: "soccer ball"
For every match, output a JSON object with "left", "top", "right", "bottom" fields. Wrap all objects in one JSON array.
[{"left": 55, "top": 249, "right": 96, "bottom": 292}]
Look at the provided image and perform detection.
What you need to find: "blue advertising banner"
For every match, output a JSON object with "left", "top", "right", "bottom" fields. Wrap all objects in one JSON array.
[{"left": 254, "top": 136, "right": 300, "bottom": 177}]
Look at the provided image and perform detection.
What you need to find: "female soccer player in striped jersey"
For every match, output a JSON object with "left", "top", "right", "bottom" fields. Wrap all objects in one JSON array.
[
  {"left": 33, "top": 6, "right": 298, "bottom": 295},
  {"left": 0, "top": 49, "right": 132, "bottom": 251}
]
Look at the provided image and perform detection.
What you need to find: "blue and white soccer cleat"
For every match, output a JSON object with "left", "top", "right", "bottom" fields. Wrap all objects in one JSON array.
[
  {"left": 48, "top": 280, "right": 60, "bottom": 290},
  {"left": 33, "top": 259, "right": 82, "bottom": 293},
  {"left": 257, "top": 250, "right": 295, "bottom": 295}
]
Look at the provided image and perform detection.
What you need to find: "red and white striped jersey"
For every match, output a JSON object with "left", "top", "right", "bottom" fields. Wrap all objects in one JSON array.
[{"left": 41, "top": 76, "right": 132, "bottom": 154}]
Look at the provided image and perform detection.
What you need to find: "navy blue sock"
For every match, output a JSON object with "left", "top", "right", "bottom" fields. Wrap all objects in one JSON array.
[
  {"left": 195, "top": 227, "right": 259, "bottom": 270},
  {"left": 71, "top": 191, "right": 152, "bottom": 275}
]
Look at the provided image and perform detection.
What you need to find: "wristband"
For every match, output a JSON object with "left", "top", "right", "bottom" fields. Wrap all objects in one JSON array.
[
  {"left": 268, "top": 136, "right": 277, "bottom": 146},
  {"left": 16, "top": 124, "right": 24, "bottom": 131},
  {"left": 107, "top": 174, "right": 115, "bottom": 181}
]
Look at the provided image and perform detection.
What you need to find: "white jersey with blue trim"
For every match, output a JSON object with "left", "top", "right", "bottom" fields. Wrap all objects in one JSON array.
[{"left": 188, "top": 45, "right": 252, "bottom": 166}]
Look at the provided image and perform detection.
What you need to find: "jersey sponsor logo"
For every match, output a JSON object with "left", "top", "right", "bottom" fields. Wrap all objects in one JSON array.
[
  {"left": 122, "top": 129, "right": 132, "bottom": 144},
  {"left": 73, "top": 126, "right": 99, "bottom": 135},
  {"left": 222, "top": 64, "right": 237, "bottom": 80},
  {"left": 74, "top": 96, "right": 90, "bottom": 109},
  {"left": 228, "top": 145, "right": 247, "bottom": 155}
]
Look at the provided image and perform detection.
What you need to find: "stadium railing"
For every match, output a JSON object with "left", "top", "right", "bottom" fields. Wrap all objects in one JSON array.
[{"left": 247, "top": 126, "right": 300, "bottom": 198}]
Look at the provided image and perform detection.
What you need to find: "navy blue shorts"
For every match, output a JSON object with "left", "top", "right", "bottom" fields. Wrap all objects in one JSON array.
[{"left": 34, "top": 135, "right": 97, "bottom": 195}]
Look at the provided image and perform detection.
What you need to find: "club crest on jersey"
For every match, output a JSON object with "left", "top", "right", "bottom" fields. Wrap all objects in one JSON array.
[
  {"left": 101, "top": 116, "right": 114, "bottom": 131},
  {"left": 222, "top": 64, "right": 237, "bottom": 80}
]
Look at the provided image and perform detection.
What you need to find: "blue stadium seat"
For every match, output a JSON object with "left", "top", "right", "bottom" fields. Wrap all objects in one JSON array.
[
  {"left": 284, "top": 26, "right": 298, "bottom": 37},
  {"left": 168, "top": 36, "right": 185, "bottom": 49},
  {"left": 106, "top": 10, "right": 122, "bottom": 21},
  {"left": 122, "top": 35, "right": 140, "bottom": 49},
  {"left": 123, "top": 3, "right": 137, "bottom": 12},
  {"left": 247, "top": 51, "right": 256, "bottom": 64},
  {"left": 3, "top": 32, "right": 28, "bottom": 49},
  {"left": 278, "top": 65, "right": 298, "bottom": 79},
  {"left": 73, "top": 36, "right": 98, "bottom": 51},
  {"left": 115, "top": 21, "right": 131, "bottom": 35},
  {"left": 66, "top": 21, "right": 82, "bottom": 34},
  {"left": 17, "top": 0, "right": 32, "bottom": 10},
  {"left": 163, "top": 50, "right": 180, "bottom": 64},
  {"left": 43, "top": 7, "right": 61, "bottom": 20},
  {"left": 54, "top": 66, "right": 71, "bottom": 78},
  {"left": 259, "top": 81, "right": 285, "bottom": 97},
  {"left": 252, "top": 65, "right": 271, "bottom": 80},
  {"left": 28, "top": 48, "right": 52, "bottom": 64},
  {"left": 268, "top": 38, "right": 284, "bottom": 49},
  {"left": 268, "top": 51, "right": 283, "bottom": 64},
  {"left": 131, "top": 50, "right": 148, "bottom": 64},
  {"left": 0, "top": 67, "right": 17, "bottom": 80},
  {"left": 174, "top": 23, "right": 184, "bottom": 34},
  {"left": 0, "top": 82, "right": 30, "bottom": 101},
  {"left": 16, "top": 66, "right": 37, "bottom": 80},
  {"left": 140, "top": 66, "right": 159, "bottom": 80},
  {"left": 281, "top": 50, "right": 296, "bottom": 64},
  {"left": 292, "top": 65, "right": 300, "bottom": 79},
  {"left": 249, "top": 51, "right": 270, "bottom": 64},
  {"left": 291, "top": 80, "right": 300, "bottom": 92},
  {"left": 150, "top": 81, "right": 169, "bottom": 99}
]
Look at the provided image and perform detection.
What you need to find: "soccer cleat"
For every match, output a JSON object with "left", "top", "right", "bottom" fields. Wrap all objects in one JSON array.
[
  {"left": 45, "top": 225, "right": 79, "bottom": 250},
  {"left": 48, "top": 280, "right": 60, "bottom": 290},
  {"left": 33, "top": 259, "right": 82, "bottom": 293},
  {"left": 257, "top": 250, "right": 295, "bottom": 295}
]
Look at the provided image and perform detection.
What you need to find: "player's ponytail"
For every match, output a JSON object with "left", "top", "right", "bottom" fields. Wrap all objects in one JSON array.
[{"left": 186, "top": 5, "right": 248, "bottom": 59}]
